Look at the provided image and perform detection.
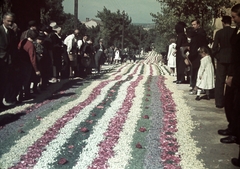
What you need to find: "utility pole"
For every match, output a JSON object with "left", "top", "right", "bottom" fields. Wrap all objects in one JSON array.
[
  {"left": 74, "top": 0, "right": 78, "bottom": 29},
  {"left": 121, "top": 11, "right": 125, "bottom": 51}
]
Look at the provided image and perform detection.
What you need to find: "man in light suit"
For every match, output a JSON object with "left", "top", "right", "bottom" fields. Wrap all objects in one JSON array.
[{"left": 0, "top": 12, "right": 15, "bottom": 109}]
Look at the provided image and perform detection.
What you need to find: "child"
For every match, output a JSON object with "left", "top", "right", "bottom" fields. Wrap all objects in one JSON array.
[
  {"left": 167, "top": 38, "right": 176, "bottom": 76},
  {"left": 195, "top": 46, "right": 215, "bottom": 101}
]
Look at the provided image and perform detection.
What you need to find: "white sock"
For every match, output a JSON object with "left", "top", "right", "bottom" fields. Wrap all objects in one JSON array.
[{"left": 197, "top": 89, "right": 201, "bottom": 96}]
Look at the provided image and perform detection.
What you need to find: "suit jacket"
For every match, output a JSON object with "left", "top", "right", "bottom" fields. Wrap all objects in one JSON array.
[
  {"left": 212, "top": 26, "right": 235, "bottom": 63},
  {"left": 0, "top": 25, "right": 14, "bottom": 60},
  {"left": 229, "top": 27, "right": 240, "bottom": 88},
  {"left": 188, "top": 31, "right": 201, "bottom": 68},
  {"left": 94, "top": 44, "right": 105, "bottom": 53}
]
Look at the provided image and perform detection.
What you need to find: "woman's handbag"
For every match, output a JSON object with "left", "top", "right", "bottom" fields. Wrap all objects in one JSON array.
[
  {"left": 180, "top": 46, "right": 192, "bottom": 66},
  {"left": 81, "top": 55, "right": 91, "bottom": 67}
]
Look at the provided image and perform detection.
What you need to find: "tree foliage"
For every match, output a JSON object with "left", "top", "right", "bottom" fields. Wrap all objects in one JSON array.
[
  {"left": 152, "top": 0, "right": 235, "bottom": 52},
  {"left": 40, "top": 0, "right": 65, "bottom": 25},
  {"left": 95, "top": 6, "right": 153, "bottom": 50},
  {"left": 60, "top": 13, "right": 87, "bottom": 37}
]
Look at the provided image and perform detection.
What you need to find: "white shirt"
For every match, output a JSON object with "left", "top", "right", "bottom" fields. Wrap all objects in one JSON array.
[{"left": 2, "top": 24, "right": 8, "bottom": 33}]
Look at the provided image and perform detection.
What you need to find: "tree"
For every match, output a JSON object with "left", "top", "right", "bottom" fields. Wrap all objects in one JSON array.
[
  {"left": 96, "top": 7, "right": 132, "bottom": 48},
  {"left": 155, "top": 0, "right": 233, "bottom": 30},
  {"left": 60, "top": 13, "right": 87, "bottom": 37},
  {"left": 0, "top": 0, "right": 12, "bottom": 20},
  {"left": 95, "top": 6, "right": 154, "bottom": 50},
  {"left": 40, "top": 0, "right": 65, "bottom": 25},
  {"left": 152, "top": 0, "right": 235, "bottom": 52}
]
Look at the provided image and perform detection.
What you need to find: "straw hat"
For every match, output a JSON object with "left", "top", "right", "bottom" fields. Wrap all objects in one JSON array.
[{"left": 49, "top": 22, "right": 61, "bottom": 32}]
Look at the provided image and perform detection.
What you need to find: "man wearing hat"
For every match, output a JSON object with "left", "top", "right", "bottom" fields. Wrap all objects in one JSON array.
[
  {"left": 212, "top": 16, "right": 235, "bottom": 139},
  {"left": 20, "top": 20, "right": 37, "bottom": 40},
  {"left": 50, "top": 22, "right": 63, "bottom": 81}
]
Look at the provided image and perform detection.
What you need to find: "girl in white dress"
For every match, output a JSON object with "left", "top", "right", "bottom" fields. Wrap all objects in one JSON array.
[
  {"left": 167, "top": 39, "right": 176, "bottom": 76},
  {"left": 195, "top": 46, "right": 215, "bottom": 100},
  {"left": 114, "top": 47, "right": 121, "bottom": 64}
]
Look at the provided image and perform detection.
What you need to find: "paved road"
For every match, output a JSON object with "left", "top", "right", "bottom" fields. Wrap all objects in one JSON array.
[{"left": 0, "top": 56, "right": 239, "bottom": 169}]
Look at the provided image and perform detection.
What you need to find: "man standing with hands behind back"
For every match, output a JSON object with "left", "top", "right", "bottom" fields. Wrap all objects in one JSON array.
[
  {"left": 0, "top": 12, "right": 15, "bottom": 109},
  {"left": 219, "top": 3, "right": 240, "bottom": 167},
  {"left": 212, "top": 16, "right": 235, "bottom": 109}
]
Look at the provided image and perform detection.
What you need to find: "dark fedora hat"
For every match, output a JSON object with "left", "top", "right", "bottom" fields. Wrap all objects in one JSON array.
[
  {"left": 28, "top": 20, "right": 37, "bottom": 27},
  {"left": 42, "top": 25, "right": 52, "bottom": 34},
  {"left": 37, "top": 31, "right": 46, "bottom": 40}
]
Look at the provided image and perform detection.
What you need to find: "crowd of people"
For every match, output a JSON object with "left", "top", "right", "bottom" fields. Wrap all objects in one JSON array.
[
  {"left": 165, "top": 3, "right": 240, "bottom": 167},
  {"left": 0, "top": 12, "right": 140, "bottom": 110}
]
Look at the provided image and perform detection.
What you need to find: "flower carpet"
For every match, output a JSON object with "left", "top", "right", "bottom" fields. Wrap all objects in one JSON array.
[{"left": 0, "top": 51, "right": 205, "bottom": 169}]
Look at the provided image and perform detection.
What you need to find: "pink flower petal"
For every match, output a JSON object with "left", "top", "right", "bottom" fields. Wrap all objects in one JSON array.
[
  {"left": 136, "top": 142, "right": 143, "bottom": 149},
  {"left": 143, "top": 115, "right": 149, "bottom": 119},
  {"left": 80, "top": 127, "right": 89, "bottom": 133},
  {"left": 58, "top": 158, "right": 68, "bottom": 165},
  {"left": 139, "top": 127, "right": 147, "bottom": 132}
]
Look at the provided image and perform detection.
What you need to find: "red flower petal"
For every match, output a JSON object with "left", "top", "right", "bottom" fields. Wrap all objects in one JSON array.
[
  {"left": 86, "top": 120, "right": 93, "bottom": 124},
  {"left": 80, "top": 127, "right": 89, "bottom": 133},
  {"left": 68, "top": 145, "right": 74, "bottom": 149},
  {"left": 58, "top": 158, "right": 68, "bottom": 165},
  {"left": 139, "top": 127, "right": 147, "bottom": 132},
  {"left": 136, "top": 142, "right": 142, "bottom": 149},
  {"left": 18, "top": 129, "right": 25, "bottom": 133},
  {"left": 143, "top": 115, "right": 149, "bottom": 119},
  {"left": 97, "top": 105, "right": 104, "bottom": 109}
]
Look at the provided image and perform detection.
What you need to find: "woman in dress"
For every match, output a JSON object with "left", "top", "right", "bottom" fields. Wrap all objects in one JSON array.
[
  {"left": 175, "top": 22, "right": 188, "bottom": 84},
  {"left": 114, "top": 47, "right": 121, "bottom": 64}
]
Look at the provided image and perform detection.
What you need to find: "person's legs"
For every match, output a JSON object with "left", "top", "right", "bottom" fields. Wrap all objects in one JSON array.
[
  {"left": 224, "top": 86, "right": 235, "bottom": 130},
  {"left": 195, "top": 88, "right": 201, "bottom": 100},
  {"left": 215, "top": 62, "right": 228, "bottom": 108}
]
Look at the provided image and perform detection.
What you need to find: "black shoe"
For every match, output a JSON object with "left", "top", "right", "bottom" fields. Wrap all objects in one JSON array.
[
  {"left": 231, "top": 158, "right": 240, "bottom": 167},
  {"left": 195, "top": 96, "right": 201, "bottom": 101},
  {"left": 201, "top": 95, "right": 210, "bottom": 100},
  {"left": 220, "top": 135, "right": 237, "bottom": 144},
  {"left": 173, "top": 80, "right": 177, "bottom": 83},
  {"left": 218, "top": 128, "right": 233, "bottom": 136},
  {"left": 23, "top": 95, "right": 35, "bottom": 101}
]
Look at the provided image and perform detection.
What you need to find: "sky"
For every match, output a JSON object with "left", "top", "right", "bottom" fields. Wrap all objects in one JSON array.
[{"left": 62, "top": 0, "right": 162, "bottom": 23}]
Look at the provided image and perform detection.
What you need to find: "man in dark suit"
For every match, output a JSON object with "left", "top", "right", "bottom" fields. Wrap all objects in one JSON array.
[
  {"left": 0, "top": 12, "right": 15, "bottom": 109},
  {"left": 218, "top": 3, "right": 240, "bottom": 167},
  {"left": 212, "top": 16, "right": 235, "bottom": 109},
  {"left": 94, "top": 39, "right": 105, "bottom": 74}
]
